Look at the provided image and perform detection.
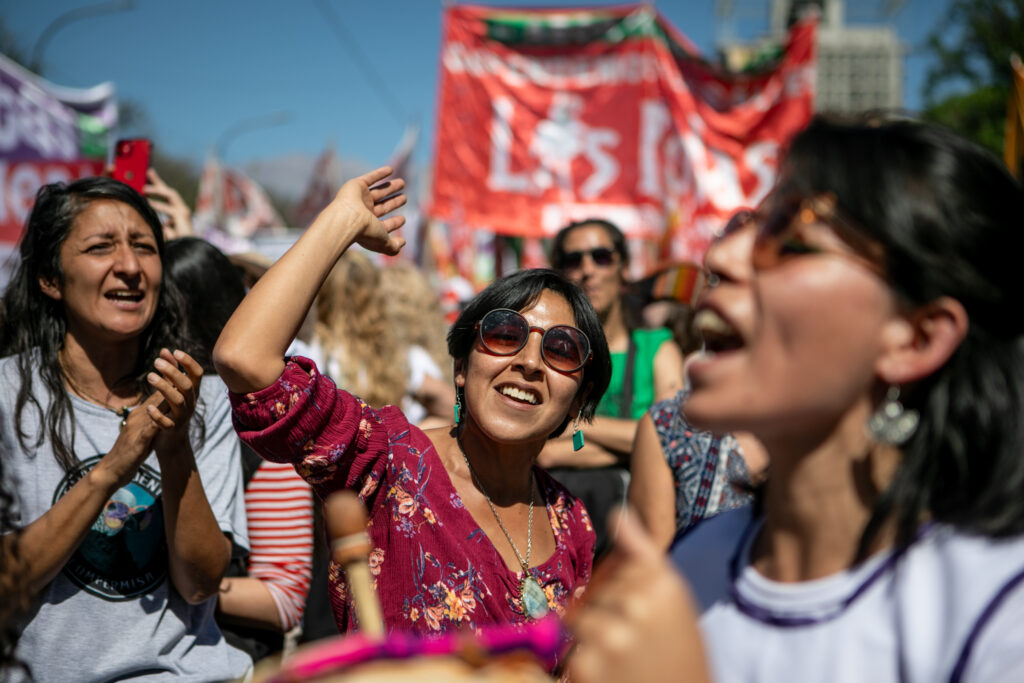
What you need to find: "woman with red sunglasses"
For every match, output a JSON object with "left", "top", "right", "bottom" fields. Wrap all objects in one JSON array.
[
  {"left": 213, "top": 167, "right": 611, "bottom": 653},
  {"left": 569, "top": 116, "right": 1024, "bottom": 682}
]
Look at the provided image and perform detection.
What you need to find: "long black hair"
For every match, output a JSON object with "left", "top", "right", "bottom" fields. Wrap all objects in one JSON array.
[
  {"left": 0, "top": 177, "right": 193, "bottom": 471},
  {"left": 164, "top": 237, "right": 247, "bottom": 374},
  {"left": 777, "top": 115, "right": 1024, "bottom": 550},
  {"left": 447, "top": 268, "right": 612, "bottom": 438}
]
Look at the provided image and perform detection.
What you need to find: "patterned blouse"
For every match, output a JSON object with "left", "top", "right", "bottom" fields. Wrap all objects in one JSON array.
[
  {"left": 650, "top": 387, "right": 753, "bottom": 536},
  {"left": 229, "top": 357, "right": 596, "bottom": 637}
]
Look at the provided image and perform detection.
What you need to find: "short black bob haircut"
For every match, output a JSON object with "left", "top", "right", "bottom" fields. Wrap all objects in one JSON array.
[
  {"left": 549, "top": 217, "right": 629, "bottom": 271},
  {"left": 447, "top": 268, "right": 611, "bottom": 438},
  {"left": 774, "top": 114, "right": 1024, "bottom": 553}
]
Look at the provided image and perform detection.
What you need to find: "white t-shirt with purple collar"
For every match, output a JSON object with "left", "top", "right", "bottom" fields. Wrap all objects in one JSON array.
[{"left": 671, "top": 507, "right": 1024, "bottom": 682}]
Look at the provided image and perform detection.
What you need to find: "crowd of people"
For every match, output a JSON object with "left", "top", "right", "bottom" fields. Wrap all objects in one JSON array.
[{"left": 0, "top": 112, "right": 1023, "bottom": 683}]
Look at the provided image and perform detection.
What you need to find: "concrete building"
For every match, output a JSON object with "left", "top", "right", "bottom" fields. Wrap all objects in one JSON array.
[{"left": 719, "top": 0, "right": 904, "bottom": 114}]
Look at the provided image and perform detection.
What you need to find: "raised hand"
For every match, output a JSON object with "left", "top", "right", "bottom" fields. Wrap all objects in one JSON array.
[
  {"left": 146, "top": 348, "right": 203, "bottom": 452},
  {"left": 144, "top": 168, "right": 194, "bottom": 240},
  {"left": 567, "top": 508, "right": 711, "bottom": 683},
  {"left": 334, "top": 166, "right": 407, "bottom": 256}
]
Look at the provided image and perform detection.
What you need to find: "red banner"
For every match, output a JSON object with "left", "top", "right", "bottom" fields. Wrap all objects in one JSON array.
[
  {"left": 0, "top": 160, "right": 103, "bottom": 243},
  {"left": 428, "top": 5, "right": 815, "bottom": 270}
]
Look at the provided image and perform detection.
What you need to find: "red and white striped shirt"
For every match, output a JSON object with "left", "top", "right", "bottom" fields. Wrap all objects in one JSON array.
[{"left": 243, "top": 460, "right": 314, "bottom": 630}]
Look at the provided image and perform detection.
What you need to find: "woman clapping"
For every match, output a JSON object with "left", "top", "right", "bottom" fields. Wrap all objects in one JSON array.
[{"left": 0, "top": 177, "right": 250, "bottom": 681}]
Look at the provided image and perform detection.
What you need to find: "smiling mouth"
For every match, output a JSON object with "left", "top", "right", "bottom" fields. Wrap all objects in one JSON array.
[
  {"left": 694, "top": 309, "right": 745, "bottom": 354},
  {"left": 499, "top": 385, "right": 539, "bottom": 405},
  {"left": 105, "top": 290, "right": 145, "bottom": 303}
]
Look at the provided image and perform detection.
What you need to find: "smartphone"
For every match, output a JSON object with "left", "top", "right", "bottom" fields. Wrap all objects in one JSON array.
[{"left": 112, "top": 138, "right": 151, "bottom": 193}]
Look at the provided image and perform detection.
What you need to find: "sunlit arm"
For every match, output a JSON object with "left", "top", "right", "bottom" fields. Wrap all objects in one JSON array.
[
  {"left": 536, "top": 415, "right": 639, "bottom": 469},
  {"left": 155, "top": 435, "right": 231, "bottom": 604},
  {"left": 628, "top": 413, "right": 677, "bottom": 549},
  {"left": 215, "top": 167, "right": 405, "bottom": 395},
  {"left": 653, "top": 339, "right": 685, "bottom": 402},
  {"left": 217, "top": 577, "right": 285, "bottom": 631}
]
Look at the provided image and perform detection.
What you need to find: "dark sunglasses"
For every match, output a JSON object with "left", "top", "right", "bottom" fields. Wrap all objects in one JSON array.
[
  {"left": 476, "top": 308, "right": 592, "bottom": 373},
  {"left": 558, "top": 247, "right": 617, "bottom": 270}
]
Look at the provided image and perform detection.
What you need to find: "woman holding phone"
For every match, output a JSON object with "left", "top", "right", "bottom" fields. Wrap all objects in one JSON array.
[{"left": 214, "top": 167, "right": 610, "bottom": 644}]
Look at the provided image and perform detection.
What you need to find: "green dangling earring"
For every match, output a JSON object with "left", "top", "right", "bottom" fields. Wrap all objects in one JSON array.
[
  {"left": 453, "top": 397, "right": 462, "bottom": 425},
  {"left": 571, "top": 409, "right": 584, "bottom": 451}
]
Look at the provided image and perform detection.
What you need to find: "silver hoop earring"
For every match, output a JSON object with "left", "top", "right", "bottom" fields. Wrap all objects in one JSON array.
[{"left": 866, "top": 385, "right": 919, "bottom": 446}]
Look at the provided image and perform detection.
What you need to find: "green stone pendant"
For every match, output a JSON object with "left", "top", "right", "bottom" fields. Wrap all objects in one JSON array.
[
  {"left": 520, "top": 574, "right": 550, "bottom": 619},
  {"left": 572, "top": 428, "right": 585, "bottom": 451}
]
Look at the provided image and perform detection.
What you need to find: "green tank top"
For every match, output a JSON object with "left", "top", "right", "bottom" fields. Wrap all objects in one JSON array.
[{"left": 595, "top": 327, "right": 673, "bottom": 419}]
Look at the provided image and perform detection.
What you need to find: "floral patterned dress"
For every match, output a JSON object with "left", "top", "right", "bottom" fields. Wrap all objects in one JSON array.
[{"left": 229, "top": 357, "right": 596, "bottom": 637}]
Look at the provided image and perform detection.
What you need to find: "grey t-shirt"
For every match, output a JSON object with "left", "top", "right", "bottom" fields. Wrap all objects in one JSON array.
[{"left": 0, "top": 355, "right": 251, "bottom": 682}]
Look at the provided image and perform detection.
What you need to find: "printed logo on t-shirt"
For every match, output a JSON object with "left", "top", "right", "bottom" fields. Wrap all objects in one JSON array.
[{"left": 53, "top": 455, "right": 167, "bottom": 600}]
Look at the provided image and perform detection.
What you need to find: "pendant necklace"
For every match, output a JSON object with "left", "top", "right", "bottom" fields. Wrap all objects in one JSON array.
[
  {"left": 79, "top": 393, "right": 133, "bottom": 430},
  {"left": 459, "top": 446, "right": 550, "bottom": 620},
  {"left": 62, "top": 367, "right": 137, "bottom": 430}
]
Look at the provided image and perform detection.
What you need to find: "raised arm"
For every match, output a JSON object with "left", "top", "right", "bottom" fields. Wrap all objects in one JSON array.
[{"left": 214, "top": 167, "right": 406, "bottom": 395}]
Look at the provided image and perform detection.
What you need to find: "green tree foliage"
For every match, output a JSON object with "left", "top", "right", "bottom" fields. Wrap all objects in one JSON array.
[{"left": 922, "top": 0, "right": 1024, "bottom": 155}]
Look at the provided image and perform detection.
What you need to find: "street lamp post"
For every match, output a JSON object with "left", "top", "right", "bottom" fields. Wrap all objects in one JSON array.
[
  {"left": 30, "top": 0, "right": 136, "bottom": 73},
  {"left": 216, "top": 111, "right": 292, "bottom": 162}
]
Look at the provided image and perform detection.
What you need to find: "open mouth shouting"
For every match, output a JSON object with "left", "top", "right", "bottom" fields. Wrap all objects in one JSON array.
[
  {"left": 105, "top": 289, "right": 146, "bottom": 306},
  {"left": 693, "top": 307, "right": 745, "bottom": 355},
  {"left": 498, "top": 383, "right": 540, "bottom": 406}
]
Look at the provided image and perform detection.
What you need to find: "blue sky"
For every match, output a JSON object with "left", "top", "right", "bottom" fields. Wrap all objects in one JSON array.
[{"left": 3, "top": 0, "right": 949, "bottom": 173}]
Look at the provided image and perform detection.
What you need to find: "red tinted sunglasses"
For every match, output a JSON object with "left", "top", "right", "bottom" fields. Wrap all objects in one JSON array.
[{"left": 476, "top": 308, "right": 592, "bottom": 373}]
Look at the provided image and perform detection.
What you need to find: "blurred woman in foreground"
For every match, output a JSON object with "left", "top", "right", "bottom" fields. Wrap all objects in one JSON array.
[{"left": 570, "top": 116, "right": 1024, "bottom": 682}]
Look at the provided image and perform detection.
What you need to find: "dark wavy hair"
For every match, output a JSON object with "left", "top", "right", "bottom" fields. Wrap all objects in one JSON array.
[
  {"left": 0, "top": 177, "right": 194, "bottom": 471},
  {"left": 447, "top": 268, "right": 612, "bottom": 438},
  {"left": 165, "top": 237, "right": 247, "bottom": 374},
  {"left": 776, "top": 115, "right": 1024, "bottom": 552}
]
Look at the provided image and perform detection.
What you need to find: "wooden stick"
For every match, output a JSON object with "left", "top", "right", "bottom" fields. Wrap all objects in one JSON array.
[{"left": 325, "top": 491, "right": 385, "bottom": 639}]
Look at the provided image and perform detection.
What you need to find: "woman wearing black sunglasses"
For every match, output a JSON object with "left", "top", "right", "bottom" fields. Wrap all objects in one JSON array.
[
  {"left": 545, "top": 219, "right": 685, "bottom": 559},
  {"left": 569, "top": 116, "right": 1024, "bottom": 682},
  {"left": 214, "top": 167, "right": 611, "bottom": 650}
]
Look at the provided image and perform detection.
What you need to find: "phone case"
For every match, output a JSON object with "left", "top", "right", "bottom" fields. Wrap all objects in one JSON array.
[{"left": 112, "top": 139, "right": 151, "bottom": 193}]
